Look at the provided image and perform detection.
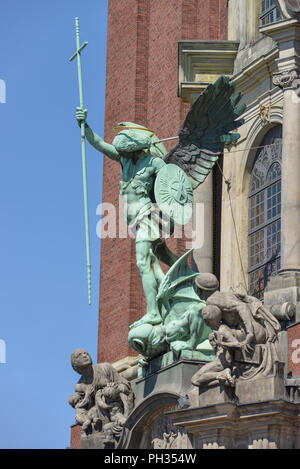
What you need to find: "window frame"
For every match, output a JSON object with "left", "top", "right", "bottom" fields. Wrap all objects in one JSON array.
[
  {"left": 248, "top": 125, "right": 282, "bottom": 299},
  {"left": 260, "top": 0, "right": 282, "bottom": 26}
]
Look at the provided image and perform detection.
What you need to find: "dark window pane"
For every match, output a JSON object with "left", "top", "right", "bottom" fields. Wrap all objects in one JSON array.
[{"left": 248, "top": 126, "right": 282, "bottom": 298}]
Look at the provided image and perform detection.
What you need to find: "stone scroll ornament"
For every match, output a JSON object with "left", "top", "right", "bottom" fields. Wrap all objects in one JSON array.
[
  {"left": 191, "top": 292, "right": 283, "bottom": 389},
  {"left": 274, "top": 0, "right": 300, "bottom": 19},
  {"left": 68, "top": 349, "right": 134, "bottom": 448},
  {"left": 75, "top": 76, "right": 245, "bottom": 365}
]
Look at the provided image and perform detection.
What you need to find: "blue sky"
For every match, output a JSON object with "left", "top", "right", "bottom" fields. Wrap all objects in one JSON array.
[{"left": 0, "top": 0, "right": 107, "bottom": 448}]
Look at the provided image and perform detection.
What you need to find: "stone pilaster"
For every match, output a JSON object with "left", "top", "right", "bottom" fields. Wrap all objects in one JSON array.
[
  {"left": 272, "top": 67, "right": 300, "bottom": 273},
  {"left": 192, "top": 174, "right": 213, "bottom": 274}
]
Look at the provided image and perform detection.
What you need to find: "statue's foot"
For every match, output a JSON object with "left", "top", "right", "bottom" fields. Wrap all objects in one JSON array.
[
  {"left": 138, "top": 357, "right": 149, "bottom": 368},
  {"left": 170, "top": 341, "right": 190, "bottom": 354},
  {"left": 217, "top": 368, "right": 235, "bottom": 387},
  {"left": 129, "top": 312, "right": 162, "bottom": 329}
]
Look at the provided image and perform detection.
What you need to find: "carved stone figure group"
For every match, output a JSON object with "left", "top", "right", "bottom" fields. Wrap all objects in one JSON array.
[
  {"left": 191, "top": 291, "right": 283, "bottom": 388},
  {"left": 68, "top": 349, "right": 134, "bottom": 448},
  {"left": 69, "top": 72, "right": 286, "bottom": 448}
]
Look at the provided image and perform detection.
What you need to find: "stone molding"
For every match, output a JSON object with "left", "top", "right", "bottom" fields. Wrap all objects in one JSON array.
[
  {"left": 178, "top": 40, "right": 239, "bottom": 102},
  {"left": 166, "top": 399, "right": 300, "bottom": 449}
]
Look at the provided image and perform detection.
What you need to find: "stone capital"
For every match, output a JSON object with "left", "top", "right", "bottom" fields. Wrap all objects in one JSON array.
[{"left": 273, "top": 68, "right": 300, "bottom": 89}]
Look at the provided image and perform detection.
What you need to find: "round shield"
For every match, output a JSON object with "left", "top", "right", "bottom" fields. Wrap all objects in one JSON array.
[{"left": 154, "top": 164, "right": 193, "bottom": 225}]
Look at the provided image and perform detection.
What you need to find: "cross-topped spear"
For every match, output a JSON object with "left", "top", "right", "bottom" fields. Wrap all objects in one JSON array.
[{"left": 69, "top": 17, "right": 91, "bottom": 305}]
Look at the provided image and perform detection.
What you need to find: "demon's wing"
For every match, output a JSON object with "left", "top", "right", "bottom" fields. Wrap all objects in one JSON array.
[
  {"left": 156, "top": 250, "right": 200, "bottom": 303},
  {"left": 163, "top": 75, "right": 246, "bottom": 189}
]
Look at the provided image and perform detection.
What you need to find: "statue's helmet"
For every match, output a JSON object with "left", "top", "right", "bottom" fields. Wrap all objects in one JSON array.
[{"left": 112, "top": 122, "right": 167, "bottom": 157}]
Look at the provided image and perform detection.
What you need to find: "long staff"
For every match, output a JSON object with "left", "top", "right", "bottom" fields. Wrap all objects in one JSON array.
[{"left": 69, "top": 17, "right": 91, "bottom": 305}]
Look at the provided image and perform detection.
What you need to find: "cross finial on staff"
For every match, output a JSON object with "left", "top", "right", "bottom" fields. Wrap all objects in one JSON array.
[{"left": 69, "top": 17, "right": 91, "bottom": 305}]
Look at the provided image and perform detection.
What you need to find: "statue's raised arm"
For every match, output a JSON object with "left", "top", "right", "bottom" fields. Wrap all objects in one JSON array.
[{"left": 76, "top": 107, "right": 120, "bottom": 161}]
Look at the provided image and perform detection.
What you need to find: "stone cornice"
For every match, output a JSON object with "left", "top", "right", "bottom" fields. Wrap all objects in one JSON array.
[
  {"left": 260, "top": 18, "right": 300, "bottom": 71},
  {"left": 260, "top": 17, "right": 300, "bottom": 39},
  {"left": 178, "top": 40, "right": 239, "bottom": 102},
  {"left": 231, "top": 48, "right": 279, "bottom": 93}
]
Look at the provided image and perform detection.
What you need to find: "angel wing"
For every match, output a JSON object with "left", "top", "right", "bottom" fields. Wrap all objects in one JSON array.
[{"left": 163, "top": 75, "right": 246, "bottom": 189}]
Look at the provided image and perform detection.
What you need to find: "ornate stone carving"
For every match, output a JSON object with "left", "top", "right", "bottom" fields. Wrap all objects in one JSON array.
[
  {"left": 151, "top": 416, "right": 189, "bottom": 449},
  {"left": 258, "top": 104, "right": 270, "bottom": 126},
  {"left": 250, "top": 131, "right": 282, "bottom": 194},
  {"left": 68, "top": 348, "right": 134, "bottom": 448},
  {"left": 273, "top": 69, "right": 300, "bottom": 91},
  {"left": 249, "top": 438, "right": 277, "bottom": 449},
  {"left": 191, "top": 291, "right": 284, "bottom": 389},
  {"left": 274, "top": 0, "right": 300, "bottom": 19}
]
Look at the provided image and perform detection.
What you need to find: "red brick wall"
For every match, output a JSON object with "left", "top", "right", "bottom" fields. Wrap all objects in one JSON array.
[
  {"left": 70, "top": 424, "right": 81, "bottom": 449},
  {"left": 98, "top": 0, "right": 228, "bottom": 364},
  {"left": 288, "top": 323, "right": 300, "bottom": 377}
]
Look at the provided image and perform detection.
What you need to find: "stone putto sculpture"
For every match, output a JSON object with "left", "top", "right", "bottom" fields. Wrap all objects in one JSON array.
[{"left": 68, "top": 348, "right": 134, "bottom": 447}]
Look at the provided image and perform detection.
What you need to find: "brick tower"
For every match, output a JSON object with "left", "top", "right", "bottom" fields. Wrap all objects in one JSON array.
[{"left": 97, "top": 0, "right": 228, "bottom": 365}]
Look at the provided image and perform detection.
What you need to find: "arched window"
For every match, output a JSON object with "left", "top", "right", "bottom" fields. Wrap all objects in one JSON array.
[{"left": 248, "top": 125, "right": 282, "bottom": 299}]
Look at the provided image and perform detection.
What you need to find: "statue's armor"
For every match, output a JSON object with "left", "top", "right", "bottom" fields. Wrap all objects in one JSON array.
[{"left": 119, "top": 154, "right": 161, "bottom": 243}]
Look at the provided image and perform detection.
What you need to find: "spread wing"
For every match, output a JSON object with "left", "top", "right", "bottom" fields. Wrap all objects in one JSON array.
[
  {"left": 163, "top": 75, "right": 246, "bottom": 189},
  {"left": 156, "top": 249, "right": 199, "bottom": 302}
]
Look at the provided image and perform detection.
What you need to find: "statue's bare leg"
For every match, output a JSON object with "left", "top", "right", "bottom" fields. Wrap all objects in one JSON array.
[
  {"left": 185, "top": 304, "right": 205, "bottom": 349},
  {"left": 191, "top": 359, "right": 227, "bottom": 387},
  {"left": 192, "top": 349, "right": 235, "bottom": 387},
  {"left": 149, "top": 248, "right": 165, "bottom": 285},
  {"left": 131, "top": 241, "right": 162, "bottom": 328}
]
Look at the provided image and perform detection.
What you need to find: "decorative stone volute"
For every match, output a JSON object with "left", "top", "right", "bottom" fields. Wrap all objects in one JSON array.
[{"left": 275, "top": 0, "right": 300, "bottom": 19}]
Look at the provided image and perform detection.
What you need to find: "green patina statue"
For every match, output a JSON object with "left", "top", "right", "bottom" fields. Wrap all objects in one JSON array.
[
  {"left": 76, "top": 76, "right": 245, "bottom": 364},
  {"left": 128, "top": 250, "right": 217, "bottom": 366}
]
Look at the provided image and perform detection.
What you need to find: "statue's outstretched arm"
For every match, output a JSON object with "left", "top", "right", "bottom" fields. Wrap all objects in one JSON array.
[
  {"left": 76, "top": 107, "right": 120, "bottom": 162},
  {"left": 85, "top": 125, "right": 120, "bottom": 161}
]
